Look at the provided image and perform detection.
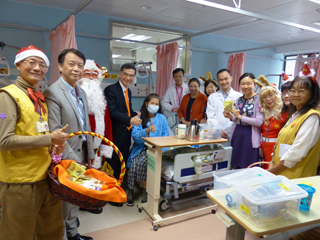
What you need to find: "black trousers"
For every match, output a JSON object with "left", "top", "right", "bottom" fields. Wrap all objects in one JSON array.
[{"left": 108, "top": 130, "right": 131, "bottom": 180}]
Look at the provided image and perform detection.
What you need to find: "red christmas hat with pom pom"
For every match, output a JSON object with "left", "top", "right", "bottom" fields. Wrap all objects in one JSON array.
[
  {"left": 299, "top": 62, "right": 316, "bottom": 82},
  {"left": 299, "top": 62, "right": 315, "bottom": 77},
  {"left": 14, "top": 45, "right": 50, "bottom": 67},
  {"left": 282, "top": 72, "right": 289, "bottom": 81}
]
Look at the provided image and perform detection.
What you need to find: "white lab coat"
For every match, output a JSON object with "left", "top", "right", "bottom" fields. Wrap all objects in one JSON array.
[
  {"left": 161, "top": 82, "right": 189, "bottom": 112},
  {"left": 206, "top": 88, "right": 242, "bottom": 140}
]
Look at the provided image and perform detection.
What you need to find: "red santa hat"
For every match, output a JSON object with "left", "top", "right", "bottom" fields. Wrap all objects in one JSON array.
[
  {"left": 14, "top": 45, "right": 50, "bottom": 67},
  {"left": 84, "top": 59, "right": 109, "bottom": 79},
  {"left": 282, "top": 72, "right": 289, "bottom": 81},
  {"left": 299, "top": 62, "right": 316, "bottom": 83},
  {"left": 299, "top": 62, "right": 315, "bottom": 78}
]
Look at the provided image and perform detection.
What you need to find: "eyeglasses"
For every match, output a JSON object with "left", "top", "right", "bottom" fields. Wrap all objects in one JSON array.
[
  {"left": 67, "top": 62, "right": 84, "bottom": 69},
  {"left": 289, "top": 89, "right": 307, "bottom": 96},
  {"left": 83, "top": 69, "right": 99, "bottom": 79},
  {"left": 23, "top": 59, "right": 48, "bottom": 70},
  {"left": 262, "top": 94, "right": 275, "bottom": 100},
  {"left": 122, "top": 72, "right": 135, "bottom": 79}
]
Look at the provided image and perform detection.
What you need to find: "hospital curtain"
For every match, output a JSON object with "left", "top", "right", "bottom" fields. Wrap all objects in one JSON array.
[
  {"left": 156, "top": 42, "right": 179, "bottom": 97},
  {"left": 228, "top": 52, "right": 246, "bottom": 92},
  {"left": 293, "top": 55, "right": 304, "bottom": 80},
  {"left": 294, "top": 54, "right": 320, "bottom": 84},
  {"left": 48, "top": 15, "right": 77, "bottom": 85}
]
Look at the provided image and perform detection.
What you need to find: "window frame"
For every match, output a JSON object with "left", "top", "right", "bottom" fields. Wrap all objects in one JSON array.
[{"left": 110, "top": 20, "right": 192, "bottom": 74}]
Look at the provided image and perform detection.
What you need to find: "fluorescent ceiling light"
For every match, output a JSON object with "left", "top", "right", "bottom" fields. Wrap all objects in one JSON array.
[
  {"left": 122, "top": 34, "right": 135, "bottom": 39},
  {"left": 186, "top": 0, "right": 223, "bottom": 8},
  {"left": 312, "top": 21, "right": 320, "bottom": 26},
  {"left": 112, "top": 54, "right": 122, "bottom": 58},
  {"left": 122, "top": 34, "right": 151, "bottom": 41},
  {"left": 116, "top": 40, "right": 133, "bottom": 43},
  {"left": 309, "top": 0, "right": 320, "bottom": 4},
  {"left": 141, "top": 5, "right": 152, "bottom": 10},
  {"left": 186, "top": 0, "right": 320, "bottom": 34}
]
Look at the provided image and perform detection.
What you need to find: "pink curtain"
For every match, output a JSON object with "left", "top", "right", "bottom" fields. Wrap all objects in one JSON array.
[
  {"left": 294, "top": 54, "right": 320, "bottom": 84},
  {"left": 48, "top": 15, "right": 77, "bottom": 85},
  {"left": 156, "top": 42, "right": 179, "bottom": 97},
  {"left": 293, "top": 55, "right": 304, "bottom": 80},
  {"left": 227, "top": 52, "right": 246, "bottom": 92}
]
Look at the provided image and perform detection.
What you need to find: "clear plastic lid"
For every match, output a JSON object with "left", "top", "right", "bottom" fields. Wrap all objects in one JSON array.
[
  {"left": 213, "top": 168, "right": 275, "bottom": 187},
  {"left": 235, "top": 175, "right": 308, "bottom": 205}
]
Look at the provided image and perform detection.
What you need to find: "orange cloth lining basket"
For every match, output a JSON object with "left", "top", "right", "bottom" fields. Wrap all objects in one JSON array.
[{"left": 48, "top": 131, "right": 126, "bottom": 209}]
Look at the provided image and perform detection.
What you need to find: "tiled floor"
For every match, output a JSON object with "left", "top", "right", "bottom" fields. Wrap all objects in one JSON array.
[
  {"left": 78, "top": 191, "right": 149, "bottom": 234},
  {"left": 78, "top": 193, "right": 261, "bottom": 240}
]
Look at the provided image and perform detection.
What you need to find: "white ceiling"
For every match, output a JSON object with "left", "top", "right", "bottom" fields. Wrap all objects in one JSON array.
[{"left": 12, "top": 0, "right": 320, "bottom": 47}]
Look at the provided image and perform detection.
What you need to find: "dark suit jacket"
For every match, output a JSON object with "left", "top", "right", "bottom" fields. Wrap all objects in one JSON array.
[
  {"left": 104, "top": 81, "right": 137, "bottom": 143},
  {"left": 44, "top": 78, "right": 95, "bottom": 163}
]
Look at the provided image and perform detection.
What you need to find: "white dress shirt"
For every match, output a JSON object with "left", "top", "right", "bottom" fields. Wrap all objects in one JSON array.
[
  {"left": 119, "top": 80, "right": 128, "bottom": 96},
  {"left": 281, "top": 112, "right": 320, "bottom": 168}
]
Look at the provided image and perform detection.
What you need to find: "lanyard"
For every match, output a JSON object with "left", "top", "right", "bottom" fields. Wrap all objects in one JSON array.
[
  {"left": 176, "top": 87, "right": 183, "bottom": 105},
  {"left": 284, "top": 114, "right": 298, "bottom": 128}
]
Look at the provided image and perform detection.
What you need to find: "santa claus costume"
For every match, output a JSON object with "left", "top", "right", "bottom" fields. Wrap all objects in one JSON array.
[{"left": 77, "top": 60, "right": 113, "bottom": 169}]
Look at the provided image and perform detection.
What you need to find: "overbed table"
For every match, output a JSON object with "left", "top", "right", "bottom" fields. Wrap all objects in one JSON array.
[
  {"left": 137, "top": 136, "right": 228, "bottom": 231},
  {"left": 207, "top": 176, "right": 320, "bottom": 240}
]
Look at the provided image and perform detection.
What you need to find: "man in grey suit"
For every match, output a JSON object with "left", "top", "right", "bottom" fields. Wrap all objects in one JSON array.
[{"left": 44, "top": 49, "right": 94, "bottom": 240}]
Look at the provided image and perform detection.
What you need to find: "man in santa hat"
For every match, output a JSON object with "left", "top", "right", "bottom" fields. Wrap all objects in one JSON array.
[
  {"left": 77, "top": 60, "right": 113, "bottom": 214},
  {"left": 0, "top": 45, "right": 69, "bottom": 240}
]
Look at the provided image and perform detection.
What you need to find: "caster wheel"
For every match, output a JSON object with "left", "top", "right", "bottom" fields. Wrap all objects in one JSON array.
[
  {"left": 138, "top": 208, "right": 142, "bottom": 213},
  {"left": 159, "top": 200, "right": 169, "bottom": 211},
  {"left": 153, "top": 226, "right": 158, "bottom": 231},
  {"left": 211, "top": 209, "right": 216, "bottom": 214}
]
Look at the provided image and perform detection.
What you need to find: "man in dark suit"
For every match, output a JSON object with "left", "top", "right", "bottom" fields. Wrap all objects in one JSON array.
[
  {"left": 44, "top": 49, "right": 94, "bottom": 240},
  {"left": 104, "top": 63, "right": 142, "bottom": 206}
]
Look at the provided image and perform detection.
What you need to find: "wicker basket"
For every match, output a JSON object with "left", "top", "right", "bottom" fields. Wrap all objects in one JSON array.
[
  {"left": 48, "top": 131, "right": 126, "bottom": 209},
  {"left": 247, "top": 161, "right": 270, "bottom": 168}
]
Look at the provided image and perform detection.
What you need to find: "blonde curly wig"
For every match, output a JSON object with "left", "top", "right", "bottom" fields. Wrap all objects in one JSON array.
[{"left": 259, "top": 86, "right": 283, "bottom": 125}]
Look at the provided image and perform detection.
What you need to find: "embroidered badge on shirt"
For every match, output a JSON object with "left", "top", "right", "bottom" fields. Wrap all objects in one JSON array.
[
  {"left": 274, "top": 124, "right": 281, "bottom": 129},
  {"left": 0, "top": 113, "right": 6, "bottom": 120}
]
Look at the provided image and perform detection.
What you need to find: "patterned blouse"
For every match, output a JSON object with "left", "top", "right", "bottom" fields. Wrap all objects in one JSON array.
[{"left": 236, "top": 94, "right": 258, "bottom": 125}]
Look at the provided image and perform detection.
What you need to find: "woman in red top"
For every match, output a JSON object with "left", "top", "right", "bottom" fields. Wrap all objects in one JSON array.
[
  {"left": 178, "top": 78, "right": 207, "bottom": 126},
  {"left": 259, "top": 85, "right": 288, "bottom": 169}
]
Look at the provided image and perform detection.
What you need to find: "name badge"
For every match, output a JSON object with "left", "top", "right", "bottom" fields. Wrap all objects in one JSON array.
[{"left": 35, "top": 121, "right": 50, "bottom": 133}]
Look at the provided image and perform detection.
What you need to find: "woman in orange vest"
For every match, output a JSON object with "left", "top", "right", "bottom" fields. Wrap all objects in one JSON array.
[
  {"left": 268, "top": 64, "right": 320, "bottom": 179},
  {"left": 259, "top": 84, "right": 288, "bottom": 169}
]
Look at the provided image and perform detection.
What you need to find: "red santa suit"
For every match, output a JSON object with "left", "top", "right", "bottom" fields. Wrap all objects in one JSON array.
[{"left": 77, "top": 60, "right": 113, "bottom": 168}]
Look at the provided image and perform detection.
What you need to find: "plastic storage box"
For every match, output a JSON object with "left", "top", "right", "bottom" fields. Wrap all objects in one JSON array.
[
  {"left": 235, "top": 175, "right": 308, "bottom": 227},
  {"left": 212, "top": 168, "right": 274, "bottom": 209}
]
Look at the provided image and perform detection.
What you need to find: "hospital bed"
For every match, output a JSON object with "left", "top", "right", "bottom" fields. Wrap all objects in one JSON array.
[{"left": 159, "top": 144, "right": 232, "bottom": 211}]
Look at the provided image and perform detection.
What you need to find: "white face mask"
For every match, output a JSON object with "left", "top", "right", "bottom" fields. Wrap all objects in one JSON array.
[{"left": 147, "top": 104, "right": 159, "bottom": 114}]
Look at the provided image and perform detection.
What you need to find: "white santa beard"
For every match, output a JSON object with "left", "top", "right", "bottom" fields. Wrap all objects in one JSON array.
[{"left": 79, "top": 78, "right": 106, "bottom": 148}]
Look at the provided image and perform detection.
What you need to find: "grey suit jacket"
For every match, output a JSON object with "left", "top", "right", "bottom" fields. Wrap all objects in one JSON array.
[{"left": 43, "top": 77, "right": 95, "bottom": 163}]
